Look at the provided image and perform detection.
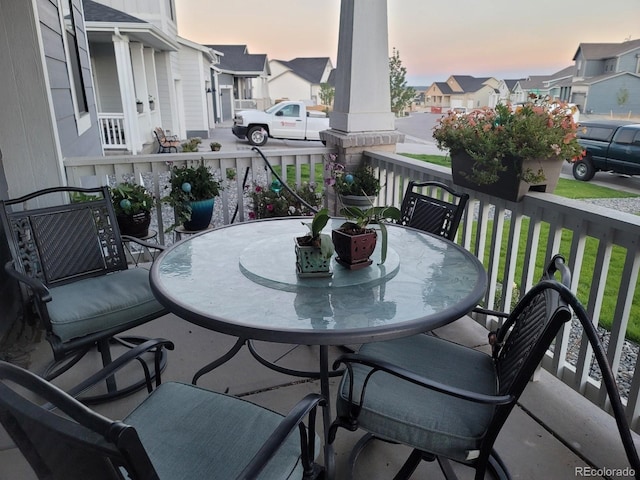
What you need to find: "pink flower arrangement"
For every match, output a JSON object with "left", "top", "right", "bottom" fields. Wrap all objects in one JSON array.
[{"left": 433, "top": 94, "right": 584, "bottom": 185}]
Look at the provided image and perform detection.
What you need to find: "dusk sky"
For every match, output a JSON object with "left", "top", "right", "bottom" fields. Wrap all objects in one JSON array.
[{"left": 175, "top": 0, "right": 640, "bottom": 87}]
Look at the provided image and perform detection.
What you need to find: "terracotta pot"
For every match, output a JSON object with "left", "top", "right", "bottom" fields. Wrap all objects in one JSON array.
[
  {"left": 117, "top": 211, "right": 151, "bottom": 238},
  {"left": 184, "top": 198, "right": 214, "bottom": 231},
  {"left": 332, "top": 227, "right": 377, "bottom": 270},
  {"left": 450, "top": 150, "right": 563, "bottom": 202}
]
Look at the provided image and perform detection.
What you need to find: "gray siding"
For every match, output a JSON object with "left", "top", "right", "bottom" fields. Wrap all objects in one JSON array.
[
  {"left": 587, "top": 75, "right": 640, "bottom": 115},
  {"left": 618, "top": 50, "right": 640, "bottom": 74},
  {"left": 40, "top": 0, "right": 102, "bottom": 159}
]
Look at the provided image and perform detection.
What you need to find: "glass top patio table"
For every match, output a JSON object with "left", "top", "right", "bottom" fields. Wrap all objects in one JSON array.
[{"left": 150, "top": 217, "right": 488, "bottom": 346}]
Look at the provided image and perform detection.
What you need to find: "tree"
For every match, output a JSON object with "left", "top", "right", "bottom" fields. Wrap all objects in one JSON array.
[
  {"left": 319, "top": 83, "right": 335, "bottom": 107},
  {"left": 389, "top": 48, "right": 415, "bottom": 116}
]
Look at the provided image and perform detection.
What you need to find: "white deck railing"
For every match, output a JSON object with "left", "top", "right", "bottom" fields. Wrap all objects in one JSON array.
[
  {"left": 97, "top": 113, "right": 127, "bottom": 150},
  {"left": 64, "top": 147, "right": 640, "bottom": 431}
]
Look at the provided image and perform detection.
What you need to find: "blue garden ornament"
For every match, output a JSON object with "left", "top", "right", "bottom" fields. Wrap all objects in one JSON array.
[{"left": 270, "top": 179, "right": 283, "bottom": 194}]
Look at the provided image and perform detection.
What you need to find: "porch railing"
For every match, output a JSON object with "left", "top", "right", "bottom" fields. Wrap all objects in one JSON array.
[
  {"left": 98, "top": 113, "right": 127, "bottom": 150},
  {"left": 64, "top": 147, "right": 640, "bottom": 431}
]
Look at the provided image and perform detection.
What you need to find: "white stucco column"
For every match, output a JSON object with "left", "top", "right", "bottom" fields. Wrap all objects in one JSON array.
[
  {"left": 112, "top": 32, "right": 141, "bottom": 154},
  {"left": 320, "top": 0, "right": 404, "bottom": 213},
  {"left": 330, "top": 0, "right": 395, "bottom": 133}
]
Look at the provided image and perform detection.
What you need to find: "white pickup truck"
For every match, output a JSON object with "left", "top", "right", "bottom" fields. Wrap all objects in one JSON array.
[{"left": 232, "top": 101, "right": 329, "bottom": 146}]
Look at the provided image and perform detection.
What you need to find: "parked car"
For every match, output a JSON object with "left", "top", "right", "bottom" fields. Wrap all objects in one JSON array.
[
  {"left": 232, "top": 101, "right": 329, "bottom": 146},
  {"left": 572, "top": 120, "right": 640, "bottom": 181}
]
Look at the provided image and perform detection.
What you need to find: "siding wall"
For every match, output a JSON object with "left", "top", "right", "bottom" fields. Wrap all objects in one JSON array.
[
  {"left": 587, "top": 75, "right": 640, "bottom": 115},
  {"left": 91, "top": 43, "right": 122, "bottom": 113},
  {"left": 270, "top": 71, "right": 312, "bottom": 103},
  {"left": 41, "top": 0, "right": 102, "bottom": 159},
  {"left": 0, "top": 0, "right": 61, "bottom": 198},
  {"left": 178, "top": 44, "right": 209, "bottom": 137}
]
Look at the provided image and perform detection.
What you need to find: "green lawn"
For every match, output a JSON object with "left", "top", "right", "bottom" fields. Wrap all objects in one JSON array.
[
  {"left": 471, "top": 218, "right": 640, "bottom": 342},
  {"left": 399, "top": 150, "right": 640, "bottom": 342}
]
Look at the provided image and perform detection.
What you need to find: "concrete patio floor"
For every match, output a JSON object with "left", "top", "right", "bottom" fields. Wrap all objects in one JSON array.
[{"left": 1, "top": 312, "right": 638, "bottom": 479}]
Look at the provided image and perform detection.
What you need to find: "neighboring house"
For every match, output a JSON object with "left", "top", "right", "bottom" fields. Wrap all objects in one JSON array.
[
  {"left": 269, "top": 57, "right": 334, "bottom": 105},
  {"left": 206, "top": 45, "right": 271, "bottom": 120},
  {"left": 177, "top": 37, "right": 222, "bottom": 138},
  {"left": 570, "top": 40, "right": 640, "bottom": 114},
  {"left": 424, "top": 76, "right": 500, "bottom": 111},
  {"left": 426, "top": 39, "right": 640, "bottom": 116},
  {"left": 84, "top": 0, "right": 180, "bottom": 154}
]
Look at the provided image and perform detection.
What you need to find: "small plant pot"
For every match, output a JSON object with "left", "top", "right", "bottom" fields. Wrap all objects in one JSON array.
[
  {"left": 295, "top": 236, "right": 332, "bottom": 277},
  {"left": 136, "top": 102, "right": 143, "bottom": 114},
  {"left": 332, "top": 227, "right": 377, "bottom": 270},
  {"left": 339, "top": 194, "right": 376, "bottom": 209},
  {"left": 117, "top": 211, "right": 151, "bottom": 238},
  {"left": 183, "top": 198, "right": 214, "bottom": 231}
]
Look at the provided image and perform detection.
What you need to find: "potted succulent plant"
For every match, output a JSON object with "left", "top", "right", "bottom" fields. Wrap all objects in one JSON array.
[
  {"left": 295, "top": 208, "right": 334, "bottom": 277},
  {"left": 332, "top": 204, "right": 401, "bottom": 268},
  {"left": 110, "top": 182, "right": 154, "bottom": 238},
  {"left": 432, "top": 94, "right": 584, "bottom": 201},
  {"left": 210, "top": 142, "right": 222, "bottom": 151},
  {"left": 164, "top": 159, "right": 222, "bottom": 232},
  {"left": 325, "top": 154, "right": 381, "bottom": 209}
]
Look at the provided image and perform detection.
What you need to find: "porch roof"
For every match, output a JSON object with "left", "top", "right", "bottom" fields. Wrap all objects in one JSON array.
[{"left": 83, "top": 0, "right": 178, "bottom": 51}]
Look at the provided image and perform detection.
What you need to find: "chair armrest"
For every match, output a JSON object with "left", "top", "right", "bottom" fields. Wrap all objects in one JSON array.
[
  {"left": 334, "top": 353, "right": 513, "bottom": 406},
  {"left": 4, "top": 260, "right": 51, "bottom": 302},
  {"left": 121, "top": 235, "right": 165, "bottom": 252},
  {"left": 472, "top": 306, "right": 509, "bottom": 318},
  {"left": 60, "top": 338, "right": 175, "bottom": 402},
  {"left": 238, "top": 393, "right": 326, "bottom": 479}
]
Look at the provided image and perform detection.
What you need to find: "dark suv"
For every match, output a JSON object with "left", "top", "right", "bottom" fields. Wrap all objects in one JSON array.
[{"left": 573, "top": 120, "right": 640, "bottom": 181}]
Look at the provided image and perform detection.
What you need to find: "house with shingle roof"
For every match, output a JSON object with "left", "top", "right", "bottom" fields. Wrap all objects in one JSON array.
[
  {"left": 269, "top": 57, "right": 334, "bottom": 105},
  {"left": 206, "top": 45, "right": 271, "bottom": 119},
  {"left": 570, "top": 39, "right": 640, "bottom": 114},
  {"left": 426, "top": 39, "right": 640, "bottom": 116},
  {"left": 424, "top": 75, "right": 501, "bottom": 111},
  {"left": 84, "top": 0, "right": 224, "bottom": 148}
]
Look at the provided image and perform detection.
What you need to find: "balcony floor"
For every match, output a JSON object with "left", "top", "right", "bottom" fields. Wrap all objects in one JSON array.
[{"left": 1, "top": 313, "right": 637, "bottom": 479}]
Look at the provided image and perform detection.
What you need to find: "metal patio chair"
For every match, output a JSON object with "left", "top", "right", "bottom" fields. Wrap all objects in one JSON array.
[
  {"left": 0, "top": 186, "right": 168, "bottom": 403},
  {"left": 328, "top": 255, "right": 640, "bottom": 479},
  {"left": 399, "top": 180, "right": 469, "bottom": 240},
  {"left": 0, "top": 353, "right": 325, "bottom": 480}
]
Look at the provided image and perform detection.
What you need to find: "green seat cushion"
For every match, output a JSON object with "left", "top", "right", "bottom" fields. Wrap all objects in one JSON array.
[
  {"left": 47, "top": 268, "right": 165, "bottom": 342},
  {"left": 126, "top": 382, "right": 310, "bottom": 479},
  {"left": 337, "top": 334, "right": 497, "bottom": 463}
]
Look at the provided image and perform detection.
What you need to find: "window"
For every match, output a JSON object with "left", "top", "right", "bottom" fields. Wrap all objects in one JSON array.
[
  {"left": 613, "top": 128, "right": 637, "bottom": 145},
  {"left": 60, "top": 0, "right": 90, "bottom": 132},
  {"left": 577, "top": 126, "right": 615, "bottom": 142},
  {"left": 278, "top": 104, "right": 300, "bottom": 117}
]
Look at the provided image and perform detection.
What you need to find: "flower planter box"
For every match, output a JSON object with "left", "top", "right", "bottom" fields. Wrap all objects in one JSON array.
[
  {"left": 450, "top": 151, "right": 563, "bottom": 202},
  {"left": 332, "top": 227, "right": 377, "bottom": 270}
]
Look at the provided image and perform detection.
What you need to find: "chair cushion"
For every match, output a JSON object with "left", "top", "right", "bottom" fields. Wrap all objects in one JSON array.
[
  {"left": 125, "top": 382, "right": 309, "bottom": 479},
  {"left": 336, "top": 334, "right": 497, "bottom": 463},
  {"left": 47, "top": 268, "right": 165, "bottom": 342}
]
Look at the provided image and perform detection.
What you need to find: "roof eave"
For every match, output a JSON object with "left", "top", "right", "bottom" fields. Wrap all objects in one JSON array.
[{"left": 85, "top": 22, "right": 179, "bottom": 51}]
